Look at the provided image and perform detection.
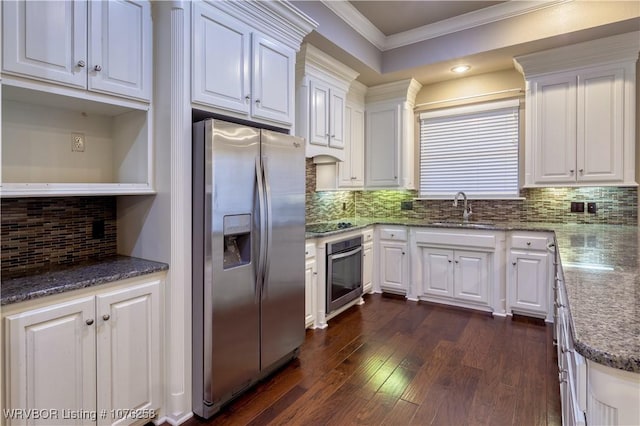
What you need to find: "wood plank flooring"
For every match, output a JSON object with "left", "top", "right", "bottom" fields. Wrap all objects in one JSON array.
[{"left": 183, "top": 294, "right": 561, "bottom": 426}]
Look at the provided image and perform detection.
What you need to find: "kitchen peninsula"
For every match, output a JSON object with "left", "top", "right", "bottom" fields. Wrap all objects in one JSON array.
[{"left": 306, "top": 218, "right": 640, "bottom": 423}]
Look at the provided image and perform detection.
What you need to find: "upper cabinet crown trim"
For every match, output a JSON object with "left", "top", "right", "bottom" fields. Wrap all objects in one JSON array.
[
  {"left": 365, "top": 78, "right": 422, "bottom": 105},
  {"left": 514, "top": 31, "right": 640, "bottom": 78},
  {"left": 206, "top": 0, "right": 317, "bottom": 51},
  {"left": 296, "top": 43, "right": 360, "bottom": 90}
]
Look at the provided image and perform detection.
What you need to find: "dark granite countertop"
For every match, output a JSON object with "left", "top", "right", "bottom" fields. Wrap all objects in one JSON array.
[
  {"left": 307, "top": 218, "right": 639, "bottom": 373},
  {"left": 1, "top": 255, "right": 169, "bottom": 306}
]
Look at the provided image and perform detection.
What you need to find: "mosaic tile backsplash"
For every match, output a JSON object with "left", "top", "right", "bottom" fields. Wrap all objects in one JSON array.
[
  {"left": 1, "top": 197, "right": 117, "bottom": 277},
  {"left": 305, "top": 160, "right": 638, "bottom": 225}
]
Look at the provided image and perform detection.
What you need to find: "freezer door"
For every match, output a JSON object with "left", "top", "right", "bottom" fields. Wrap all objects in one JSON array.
[
  {"left": 260, "top": 129, "right": 306, "bottom": 369},
  {"left": 193, "top": 119, "right": 261, "bottom": 411}
]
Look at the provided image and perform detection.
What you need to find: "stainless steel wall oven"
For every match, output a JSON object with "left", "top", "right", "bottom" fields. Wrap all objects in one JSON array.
[{"left": 326, "top": 235, "right": 363, "bottom": 313}]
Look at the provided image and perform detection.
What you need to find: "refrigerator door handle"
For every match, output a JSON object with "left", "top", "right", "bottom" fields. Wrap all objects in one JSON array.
[
  {"left": 255, "top": 157, "right": 267, "bottom": 296},
  {"left": 262, "top": 156, "right": 273, "bottom": 299}
]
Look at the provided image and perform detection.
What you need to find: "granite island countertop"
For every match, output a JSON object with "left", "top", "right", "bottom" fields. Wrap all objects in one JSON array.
[
  {"left": 307, "top": 218, "right": 639, "bottom": 373},
  {"left": 1, "top": 255, "right": 169, "bottom": 306}
]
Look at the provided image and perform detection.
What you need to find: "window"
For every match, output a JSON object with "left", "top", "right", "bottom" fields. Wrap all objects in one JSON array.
[{"left": 419, "top": 99, "right": 520, "bottom": 199}]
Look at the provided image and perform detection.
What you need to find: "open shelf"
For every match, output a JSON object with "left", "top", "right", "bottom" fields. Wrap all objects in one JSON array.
[{"left": 1, "top": 84, "right": 154, "bottom": 197}]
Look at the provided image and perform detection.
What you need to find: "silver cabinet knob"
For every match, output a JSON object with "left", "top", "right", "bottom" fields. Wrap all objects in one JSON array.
[
  {"left": 245, "top": 95, "right": 251, "bottom": 102},
  {"left": 85, "top": 319, "right": 94, "bottom": 326},
  {"left": 77, "top": 60, "right": 86, "bottom": 68},
  {"left": 513, "top": 262, "right": 517, "bottom": 266},
  {"left": 448, "top": 259, "right": 452, "bottom": 263},
  {"left": 331, "top": 134, "right": 336, "bottom": 138},
  {"left": 579, "top": 169, "right": 584, "bottom": 174},
  {"left": 569, "top": 169, "right": 575, "bottom": 174},
  {"left": 255, "top": 99, "right": 261, "bottom": 104},
  {"left": 94, "top": 65, "right": 102, "bottom": 72},
  {"left": 455, "top": 260, "right": 459, "bottom": 264},
  {"left": 526, "top": 241, "right": 531, "bottom": 246},
  {"left": 102, "top": 314, "right": 110, "bottom": 321}
]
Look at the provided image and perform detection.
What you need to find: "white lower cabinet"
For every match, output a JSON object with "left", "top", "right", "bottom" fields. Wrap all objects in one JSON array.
[
  {"left": 420, "top": 247, "right": 489, "bottom": 305},
  {"left": 507, "top": 232, "right": 553, "bottom": 321},
  {"left": 305, "top": 241, "right": 317, "bottom": 329},
  {"left": 3, "top": 275, "right": 163, "bottom": 426},
  {"left": 376, "top": 227, "right": 409, "bottom": 295},
  {"left": 362, "top": 241, "right": 373, "bottom": 294}
]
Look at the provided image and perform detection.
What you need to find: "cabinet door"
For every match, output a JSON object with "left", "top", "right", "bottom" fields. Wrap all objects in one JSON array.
[
  {"left": 454, "top": 250, "right": 489, "bottom": 304},
  {"left": 362, "top": 241, "right": 374, "bottom": 293},
  {"left": 88, "top": 0, "right": 152, "bottom": 101},
  {"left": 192, "top": 2, "right": 251, "bottom": 114},
  {"left": 532, "top": 74, "right": 577, "bottom": 184},
  {"left": 576, "top": 67, "right": 624, "bottom": 182},
  {"left": 420, "top": 247, "right": 454, "bottom": 298},
  {"left": 305, "top": 257, "right": 316, "bottom": 328},
  {"left": 252, "top": 33, "right": 294, "bottom": 125},
  {"left": 96, "top": 280, "right": 161, "bottom": 426},
  {"left": 379, "top": 241, "right": 407, "bottom": 293},
  {"left": 2, "top": 0, "right": 87, "bottom": 88},
  {"left": 329, "top": 89, "right": 346, "bottom": 149},
  {"left": 366, "top": 103, "right": 400, "bottom": 187},
  {"left": 338, "top": 104, "right": 364, "bottom": 187},
  {"left": 309, "top": 80, "right": 331, "bottom": 147},
  {"left": 5, "top": 297, "right": 96, "bottom": 426},
  {"left": 509, "top": 250, "right": 548, "bottom": 315}
]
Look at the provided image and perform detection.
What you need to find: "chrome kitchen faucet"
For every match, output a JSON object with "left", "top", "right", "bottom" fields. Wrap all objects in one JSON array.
[{"left": 453, "top": 191, "right": 473, "bottom": 222}]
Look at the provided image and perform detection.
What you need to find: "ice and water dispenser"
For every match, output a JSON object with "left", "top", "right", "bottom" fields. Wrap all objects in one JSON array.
[{"left": 223, "top": 214, "right": 251, "bottom": 269}]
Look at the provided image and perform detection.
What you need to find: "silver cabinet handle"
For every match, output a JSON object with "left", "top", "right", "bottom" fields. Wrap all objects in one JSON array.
[
  {"left": 77, "top": 60, "right": 86, "bottom": 68},
  {"left": 85, "top": 319, "right": 94, "bottom": 326},
  {"left": 94, "top": 65, "right": 102, "bottom": 72},
  {"left": 102, "top": 314, "right": 110, "bottom": 321}
]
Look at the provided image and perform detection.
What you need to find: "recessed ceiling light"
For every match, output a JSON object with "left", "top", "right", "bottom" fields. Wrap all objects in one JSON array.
[{"left": 451, "top": 65, "right": 471, "bottom": 74}]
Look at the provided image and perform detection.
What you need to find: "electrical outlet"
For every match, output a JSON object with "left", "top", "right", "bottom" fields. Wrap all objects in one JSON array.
[
  {"left": 71, "top": 133, "right": 85, "bottom": 152},
  {"left": 570, "top": 202, "right": 584, "bottom": 213},
  {"left": 587, "top": 202, "right": 597, "bottom": 214},
  {"left": 400, "top": 201, "right": 413, "bottom": 211}
]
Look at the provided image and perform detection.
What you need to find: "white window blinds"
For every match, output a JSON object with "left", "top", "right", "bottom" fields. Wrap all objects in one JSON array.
[{"left": 419, "top": 99, "right": 520, "bottom": 199}]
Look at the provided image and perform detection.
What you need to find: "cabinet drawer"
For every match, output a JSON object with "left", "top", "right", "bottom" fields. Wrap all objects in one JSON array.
[
  {"left": 362, "top": 228, "right": 374, "bottom": 243},
  {"left": 379, "top": 227, "right": 407, "bottom": 241},
  {"left": 305, "top": 242, "right": 316, "bottom": 259},
  {"left": 511, "top": 235, "right": 549, "bottom": 251}
]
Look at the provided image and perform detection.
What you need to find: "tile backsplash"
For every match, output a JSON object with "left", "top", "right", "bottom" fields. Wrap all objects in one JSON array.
[
  {"left": 1, "top": 197, "right": 117, "bottom": 277},
  {"left": 305, "top": 160, "right": 638, "bottom": 225}
]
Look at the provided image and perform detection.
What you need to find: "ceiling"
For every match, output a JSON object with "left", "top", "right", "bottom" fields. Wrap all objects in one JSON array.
[
  {"left": 349, "top": 1, "right": 505, "bottom": 36},
  {"left": 302, "top": 0, "right": 640, "bottom": 87}
]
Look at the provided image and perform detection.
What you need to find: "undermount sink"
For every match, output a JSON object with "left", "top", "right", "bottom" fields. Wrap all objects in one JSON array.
[{"left": 430, "top": 221, "right": 496, "bottom": 229}]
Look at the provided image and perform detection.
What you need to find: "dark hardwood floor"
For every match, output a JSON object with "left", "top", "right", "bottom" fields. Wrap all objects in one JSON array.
[{"left": 183, "top": 294, "right": 561, "bottom": 426}]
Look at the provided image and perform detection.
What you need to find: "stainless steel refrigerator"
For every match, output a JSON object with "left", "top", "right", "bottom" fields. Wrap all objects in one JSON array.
[{"left": 192, "top": 119, "right": 306, "bottom": 418}]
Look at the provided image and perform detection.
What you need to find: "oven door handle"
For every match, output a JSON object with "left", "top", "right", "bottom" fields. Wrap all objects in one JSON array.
[{"left": 329, "top": 246, "right": 362, "bottom": 261}]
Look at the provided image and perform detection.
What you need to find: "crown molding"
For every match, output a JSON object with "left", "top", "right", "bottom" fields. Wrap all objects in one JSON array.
[
  {"left": 321, "top": 0, "right": 386, "bottom": 50},
  {"left": 207, "top": 0, "right": 317, "bottom": 51},
  {"left": 366, "top": 78, "right": 422, "bottom": 105},
  {"left": 297, "top": 43, "right": 360, "bottom": 89},
  {"left": 514, "top": 31, "right": 640, "bottom": 78},
  {"left": 322, "top": 0, "right": 572, "bottom": 51}
]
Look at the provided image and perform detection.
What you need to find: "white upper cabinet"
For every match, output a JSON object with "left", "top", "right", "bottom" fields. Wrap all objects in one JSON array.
[
  {"left": 88, "top": 1, "right": 151, "bottom": 101},
  {"left": 515, "top": 31, "right": 639, "bottom": 187},
  {"left": 296, "top": 43, "right": 359, "bottom": 161},
  {"left": 251, "top": 34, "right": 295, "bottom": 124},
  {"left": 338, "top": 93, "right": 365, "bottom": 188},
  {"left": 192, "top": 1, "right": 313, "bottom": 127},
  {"left": 192, "top": 4, "right": 251, "bottom": 114},
  {"left": 2, "top": 0, "right": 152, "bottom": 102},
  {"left": 2, "top": 1, "right": 87, "bottom": 89},
  {"left": 365, "top": 79, "right": 422, "bottom": 189}
]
